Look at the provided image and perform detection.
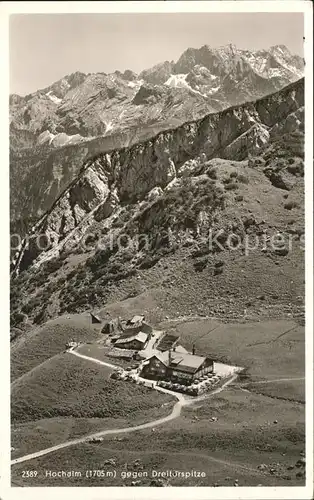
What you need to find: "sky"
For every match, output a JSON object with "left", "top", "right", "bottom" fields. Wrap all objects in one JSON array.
[{"left": 9, "top": 13, "right": 304, "bottom": 95}]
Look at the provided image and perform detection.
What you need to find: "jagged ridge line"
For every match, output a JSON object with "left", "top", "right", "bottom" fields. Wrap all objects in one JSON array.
[
  {"left": 15, "top": 76, "right": 305, "bottom": 233},
  {"left": 11, "top": 77, "right": 304, "bottom": 274}
]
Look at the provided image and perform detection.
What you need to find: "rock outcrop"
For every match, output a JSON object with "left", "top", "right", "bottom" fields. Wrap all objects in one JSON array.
[
  {"left": 10, "top": 43, "right": 304, "bottom": 232},
  {"left": 12, "top": 78, "right": 304, "bottom": 274}
]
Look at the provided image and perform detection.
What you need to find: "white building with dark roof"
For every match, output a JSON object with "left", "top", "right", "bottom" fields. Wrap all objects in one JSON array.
[
  {"left": 114, "top": 331, "right": 148, "bottom": 351},
  {"left": 141, "top": 349, "right": 214, "bottom": 384},
  {"left": 120, "top": 315, "right": 152, "bottom": 336}
]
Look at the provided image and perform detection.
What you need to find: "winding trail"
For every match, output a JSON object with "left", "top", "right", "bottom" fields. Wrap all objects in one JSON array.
[
  {"left": 11, "top": 351, "right": 238, "bottom": 466},
  {"left": 92, "top": 447, "right": 267, "bottom": 476},
  {"left": 241, "top": 377, "right": 305, "bottom": 386},
  {"left": 70, "top": 349, "right": 120, "bottom": 370},
  {"left": 12, "top": 348, "right": 305, "bottom": 468},
  {"left": 11, "top": 353, "right": 63, "bottom": 390}
]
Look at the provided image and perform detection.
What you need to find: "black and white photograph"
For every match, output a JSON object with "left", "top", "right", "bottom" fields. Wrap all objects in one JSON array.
[{"left": 1, "top": 1, "right": 313, "bottom": 498}]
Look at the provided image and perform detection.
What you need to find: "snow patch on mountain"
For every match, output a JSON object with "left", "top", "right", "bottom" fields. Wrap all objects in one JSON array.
[
  {"left": 46, "top": 91, "right": 62, "bottom": 105},
  {"left": 37, "top": 130, "right": 87, "bottom": 147},
  {"left": 104, "top": 121, "right": 114, "bottom": 134},
  {"left": 127, "top": 79, "right": 145, "bottom": 92},
  {"left": 244, "top": 53, "right": 268, "bottom": 75},
  {"left": 165, "top": 74, "right": 189, "bottom": 88},
  {"left": 242, "top": 47, "right": 303, "bottom": 81},
  {"left": 207, "top": 85, "right": 220, "bottom": 95},
  {"left": 193, "top": 65, "right": 218, "bottom": 81},
  {"left": 38, "top": 130, "right": 56, "bottom": 145},
  {"left": 51, "top": 133, "right": 85, "bottom": 147},
  {"left": 165, "top": 74, "right": 209, "bottom": 98}
]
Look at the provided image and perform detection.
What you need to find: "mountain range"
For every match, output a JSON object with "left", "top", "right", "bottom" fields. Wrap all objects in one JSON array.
[
  {"left": 10, "top": 44, "right": 303, "bottom": 232},
  {"left": 10, "top": 43, "right": 303, "bottom": 144},
  {"left": 9, "top": 40, "right": 306, "bottom": 489},
  {"left": 10, "top": 42, "right": 305, "bottom": 329},
  {"left": 11, "top": 74, "right": 304, "bottom": 325}
]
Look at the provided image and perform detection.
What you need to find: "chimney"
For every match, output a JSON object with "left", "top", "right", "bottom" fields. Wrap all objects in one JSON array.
[
  {"left": 192, "top": 344, "right": 196, "bottom": 355},
  {"left": 168, "top": 349, "right": 172, "bottom": 364},
  {"left": 172, "top": 345, "right": 176, "bottom": 352}
]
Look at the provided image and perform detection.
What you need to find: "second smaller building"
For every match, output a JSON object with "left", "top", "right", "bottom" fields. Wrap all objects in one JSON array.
[{"left": 113, "top": 331, "right": 148, "bottom": 351}]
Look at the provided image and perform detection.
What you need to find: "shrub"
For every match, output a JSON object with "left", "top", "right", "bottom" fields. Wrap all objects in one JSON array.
[
  {"left": 237, "top": 174, "right": 249, "bottom": 184},
  {"left": 193, "top": 256, "right": 208, "bottom": 272},
  {"left": 84, "top": 233, "right": 98, "bottom": 247},
  {"left": 191, "top": 244, "right": 210, "bottom": 259},
  {"left": 207, "top": 168, "right": 217, "bottom": 180},
  {"left": 21, "top": 296, "right": 41, "bottom": 314},
  {"left": 287, "top": 162, "right": 304, "bottom": 176},
  {"left": 275, "top": 247, "right": 289, "bottom": 256},
  {"left": 276, "top": 148, "right": 290, "bottom": 158},
  {"left": 224, "top": 182, "right": 238, "bottom": 191},
  {"left": 11, "top": 311, "right": 27, "bottom": 326},
  {"left": 67, "top": 269, "right": 77, "bottom": 280},
  {"left": 284, "top": 201, "right": 299, "bottom": 210},
  {"left": 33, "top": 307, "right": 50, "bottom": 325},
  {"left": 235, "top": 194, "right": 244, "bottom": 202},
  {"left": 276, "top": 158, "right": 287, "bottom": 169},
  {"left": 214, "top": 266, "right": 223, "bottom": 276},
  {"left": 139, "top": 255, "right": 159, "bottom": 269},
  {"left": 229, "top": 171, "right": 238, "bottom": 179}
]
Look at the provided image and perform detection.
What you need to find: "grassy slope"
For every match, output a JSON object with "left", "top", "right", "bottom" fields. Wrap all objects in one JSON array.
[
  {"left": 11, "top": 143, "right": 305, "bottom": 328},
  {"left": 11, "top": 388, "right": 305, "bottom": 487},
  {"left": 11, "top": 316, "right": 102, "bottom": 381},
  {"left": 161, "top": 317, "right": 305, "bottom": 401},
  {"left": 11, "top": 314, "right": 305, "bottom": 487},
  {"left": 11, "top": 405, "right": 174, "bottom": 460},
  {"left": 11, "top": 352, "right": 172, "bottom": 423},
  {"left": 10, "top": 131, "right": 305, "bottom": 487}
]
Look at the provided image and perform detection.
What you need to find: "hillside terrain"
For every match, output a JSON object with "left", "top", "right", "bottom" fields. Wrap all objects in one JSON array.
[
  {"left": 10, "top": 42, "right": 306, "bottom": 489},
  {"left": 10, "top": 43, "right": 303, "bottom": 228},
  {"left": 11, "top": 315, "right": 305, "bottom": 487},
  {"left": 11, "top": 353, "right": 171, "bottom": 423},
  {"left": 10, "top": 77, "right": 304, "bottom": 331}
]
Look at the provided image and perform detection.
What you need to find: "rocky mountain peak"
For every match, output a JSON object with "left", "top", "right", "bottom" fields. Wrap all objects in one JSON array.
[
  {"left": 10, "top": 42, "right": 304, "bottom": 234},
  {"left": 139, "top": 60, "right": 175, "bottom": 85},
  {"left": 12, "top": 77, "right": 304, "bottom": 278},
  {"left": 10, "top": 42, "right": 303, "bottom": 143}
]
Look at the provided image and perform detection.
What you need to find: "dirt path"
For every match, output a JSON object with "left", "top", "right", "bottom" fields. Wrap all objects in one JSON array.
[
  {"left": 238, "top": 377, "right": 305, "bottom": 405},
  {"left": 241, "top": 377, "right": 305, "bottom": 386},
  {"left": 11, "top": 353, "right": 65, "bottom": 389},
  {"left": 11, "top": 362, "right": 237, "bottom": 466},
  {"left": 11, "top": 347, "right": 118, "bottom": 390},
  {"left": 70, "top": 348, "right": 119, "bottom": 370},
  {"left": 83, "top": 446, "right": 268, "bottom": 477}
]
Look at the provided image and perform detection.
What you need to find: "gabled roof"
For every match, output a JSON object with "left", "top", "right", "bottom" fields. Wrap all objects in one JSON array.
[
  {"left": 90, "top": 312, "right": 102, "bottom": 323},
  {"left": 115, "top": 331, "right": 148, "bottom": 345},
  {"left": 169, "top": 352, "right": 207, "bottom": 373},
  {"left": 122, "top": 315, "right": 145, "bottom": 330},
  {"left": 129, "top": 315, "right": 145, "bottom": 324},
  {"left": 147, "top": 351, "right": 209, "bottom": 374},
  {"left": 108, "top": 349, "right": 135, "bottom": 358}
]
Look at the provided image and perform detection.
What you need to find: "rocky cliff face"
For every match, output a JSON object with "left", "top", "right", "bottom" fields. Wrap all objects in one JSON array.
[
  {"left": 11, "top": 44, "right": 303, "bottom": 141},
  {"left": 10, "top": 43, "right": 303, "bottom": 150},
  {"left": 12, "top": 78, "right": 304, "bottom": 275},
  {"left": 10, "top": 43, "right": 303, "bottom": 233}
]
